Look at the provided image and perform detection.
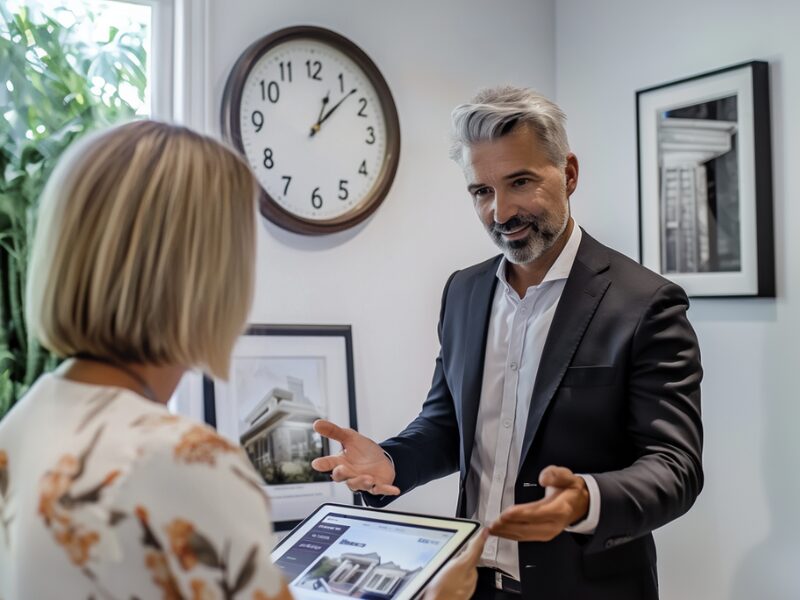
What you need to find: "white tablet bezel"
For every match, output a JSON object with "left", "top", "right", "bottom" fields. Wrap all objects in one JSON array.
[{"left": 271, "top": 503, "right": 480, "bottom": 600}]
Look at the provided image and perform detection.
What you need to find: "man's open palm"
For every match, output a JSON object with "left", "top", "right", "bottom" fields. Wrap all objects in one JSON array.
[{"left": 311, "top": 420, "right": 400, "bottom": 495}]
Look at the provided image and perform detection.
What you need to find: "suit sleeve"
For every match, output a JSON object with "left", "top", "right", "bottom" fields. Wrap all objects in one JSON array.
[
  {"left": 587, "top": 281, "right": 703, "bottom": 552},
  {"left": 362, "top": 271, "right": 462, "bottom": 507}
]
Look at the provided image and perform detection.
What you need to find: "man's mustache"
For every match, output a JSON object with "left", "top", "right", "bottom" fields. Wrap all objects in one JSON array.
[{"left": 491, "top": 215, "right": 541, "bottom": 235}]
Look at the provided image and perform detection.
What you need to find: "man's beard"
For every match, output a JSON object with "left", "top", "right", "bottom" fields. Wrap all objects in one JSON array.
[{"left": 487, "top": 205, "right": 569, "bottom": 265}]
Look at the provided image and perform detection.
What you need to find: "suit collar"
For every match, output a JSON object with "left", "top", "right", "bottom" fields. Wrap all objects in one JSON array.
[
  {"left": 459, "top": 229, "right": 612, "bottom": 476},
  {"left": 518, "top": 230, "right": 611, "bottom": 464},
  {"left": 459, "top": 259, "right": 499, "bottom": 476},
  {"left": 574, "top": 228, "right": 610, "bottom": 275}
]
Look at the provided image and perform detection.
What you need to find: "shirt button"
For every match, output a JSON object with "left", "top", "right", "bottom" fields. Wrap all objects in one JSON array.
[
  {"left": 510, "top": 362, "right": 518, "bottom": 371},
  {"left": 503, "top": 420, "right": 512, "bottom": 428}
]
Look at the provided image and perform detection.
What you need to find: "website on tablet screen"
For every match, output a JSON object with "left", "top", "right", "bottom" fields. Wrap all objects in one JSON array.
[{"left": 275, "top": 513, "right": 457, "bottom": 598}]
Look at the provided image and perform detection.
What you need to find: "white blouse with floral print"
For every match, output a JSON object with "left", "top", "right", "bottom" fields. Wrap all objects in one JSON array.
[{"left": 0, "top": 372, "right": 284, "bottom": 600}]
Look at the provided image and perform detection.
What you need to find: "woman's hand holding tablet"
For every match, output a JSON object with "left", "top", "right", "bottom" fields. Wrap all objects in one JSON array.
[{"left": 423, "top": 528, "right": 488, "bottom": 599}]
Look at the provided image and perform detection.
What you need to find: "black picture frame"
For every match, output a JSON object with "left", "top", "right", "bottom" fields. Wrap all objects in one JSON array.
[
  {"left": 204, "top": 324, "right": 359, "bottom": 531},
  {"left": 636, "top": 60, "right": 775, "bottom": 298}
]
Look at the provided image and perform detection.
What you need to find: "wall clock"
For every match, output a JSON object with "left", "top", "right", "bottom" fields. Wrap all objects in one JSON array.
[{"left": 221, "top": 26, "right": 401, "bottom": 235}]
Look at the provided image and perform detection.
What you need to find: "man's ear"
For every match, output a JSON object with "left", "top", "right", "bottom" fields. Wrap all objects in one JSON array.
[{"left": 565, "top": 153, "right": 579, "bottom": 197}]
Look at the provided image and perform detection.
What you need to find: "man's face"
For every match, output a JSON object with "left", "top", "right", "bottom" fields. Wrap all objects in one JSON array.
[{"left": 462, "top": 125, "right": 577, "bottom": 264}]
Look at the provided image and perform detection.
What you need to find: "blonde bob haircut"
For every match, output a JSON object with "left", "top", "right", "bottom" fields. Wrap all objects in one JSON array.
[{"left": 26, "top": 120, "right": 257, "bottom": 379}]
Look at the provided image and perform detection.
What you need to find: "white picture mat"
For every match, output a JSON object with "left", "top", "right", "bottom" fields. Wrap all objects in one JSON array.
[
  {"left": 272, "top": 503, "right": 479, "bottom": 600},
  {"left": 639, "top": 67, "right": 758, "bottom": 296},
  {"left": 213, "top": 335, "right": 354, "bottom": 524},
  {"left": 168, "top": 369, "right": 206, "bottom": 421}
]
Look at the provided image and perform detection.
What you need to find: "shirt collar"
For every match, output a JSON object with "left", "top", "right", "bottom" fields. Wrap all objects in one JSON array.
[{"left": 495, "top": 220, "right": 583, "bottom": 292}]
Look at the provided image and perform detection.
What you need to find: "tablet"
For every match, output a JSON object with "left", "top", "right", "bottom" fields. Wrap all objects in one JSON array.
[{"left": 271, "top": 503, "right": 480, "bottom": 600}]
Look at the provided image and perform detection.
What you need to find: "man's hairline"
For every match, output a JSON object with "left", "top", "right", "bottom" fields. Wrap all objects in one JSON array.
[{"left": 452, "top": 121, "right": 568, "bottom": 171}]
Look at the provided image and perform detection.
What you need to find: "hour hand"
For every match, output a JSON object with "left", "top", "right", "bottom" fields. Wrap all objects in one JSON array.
[
  {"left": 309, "top": 92, "right": 330, "bottom": 137},
  {"left": 311, "top": 88, "right": 357, "bottom": 136}
]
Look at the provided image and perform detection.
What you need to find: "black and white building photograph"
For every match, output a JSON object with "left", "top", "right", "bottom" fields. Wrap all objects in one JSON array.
[
  {"left": 657, "top": 95, "right": 740, "bottom": 274},
  {"left": 637, "top": 61, "right": 774, "bottom": 297}
]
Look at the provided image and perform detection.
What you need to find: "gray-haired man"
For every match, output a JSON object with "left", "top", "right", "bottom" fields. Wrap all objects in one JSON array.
[{"left": 313, "top": 86, "right": 703, "bottom": 599}]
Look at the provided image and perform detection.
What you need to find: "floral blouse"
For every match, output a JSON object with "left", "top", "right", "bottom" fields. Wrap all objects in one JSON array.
[{"left": 0, "top": 372, "right": 284, "bottom": 600}]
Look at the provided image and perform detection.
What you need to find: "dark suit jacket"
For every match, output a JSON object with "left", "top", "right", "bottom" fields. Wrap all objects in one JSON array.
[{"left": 366, "top": 229, "right": 703, "bottom": 599}]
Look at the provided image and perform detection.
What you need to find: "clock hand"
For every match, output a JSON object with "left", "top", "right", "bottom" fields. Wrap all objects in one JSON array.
[
  {"left": 311, "top": 88, "right": 357, "bottom": 135},
  {"left": 309, "top": 92, "right": 330, "bottom": 137}
]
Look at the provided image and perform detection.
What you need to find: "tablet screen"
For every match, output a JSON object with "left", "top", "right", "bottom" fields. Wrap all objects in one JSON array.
[{"left": 271, "top": 504, "right": 478, "bottom": 600}]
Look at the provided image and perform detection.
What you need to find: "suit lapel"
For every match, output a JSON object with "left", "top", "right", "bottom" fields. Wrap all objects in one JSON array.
[
  {"left": 518, "top": 232, "right": 611, "bottom": 465},
  {"left": 459, "top": 258, "right": 501, "bottom": 477}
]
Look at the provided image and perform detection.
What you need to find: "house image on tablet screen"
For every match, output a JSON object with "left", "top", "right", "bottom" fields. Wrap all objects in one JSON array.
[{"left": 300, "top": 551, "right": 421, "bottom": 598}]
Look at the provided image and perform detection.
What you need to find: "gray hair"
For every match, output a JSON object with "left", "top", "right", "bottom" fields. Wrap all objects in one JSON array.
[{"left": 449, "top": 86, "right": 570, "bottom": 166}]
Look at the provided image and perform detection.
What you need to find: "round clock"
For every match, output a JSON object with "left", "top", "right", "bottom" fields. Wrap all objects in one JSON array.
[{"left": 221, "top": 26, "right": 401, "bottom": 235}]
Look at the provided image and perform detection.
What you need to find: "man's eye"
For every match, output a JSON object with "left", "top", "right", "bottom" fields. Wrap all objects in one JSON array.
[
  {"left": 474, "top": 187, "right": 491, "bottom": 198},
  {"left": 512, "top": 178, "right": 531, "bottom": 187}
]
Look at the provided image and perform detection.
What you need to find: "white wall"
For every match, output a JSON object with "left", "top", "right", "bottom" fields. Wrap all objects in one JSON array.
[
  {"left": 556, "top": 1, "right": 800, "bottom": 598},
  {"left": 200, "top": 0, "right": 556, "bottom": 516}
]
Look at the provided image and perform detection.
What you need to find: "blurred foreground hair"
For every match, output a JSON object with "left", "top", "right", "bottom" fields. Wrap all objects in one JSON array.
[{"left": 26, "top": 120, "right": 257, "bottom": 379}]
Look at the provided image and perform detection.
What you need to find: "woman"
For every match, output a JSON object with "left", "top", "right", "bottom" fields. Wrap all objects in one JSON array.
[{"left": 0, "top": 121, "right": 485, "bottom": 599}]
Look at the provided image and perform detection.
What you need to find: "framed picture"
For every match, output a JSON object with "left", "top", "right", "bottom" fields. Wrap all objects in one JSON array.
[
  {"left": 204, "top": 324, "right": 359, "bottom": 531},
  {"left": 636, "top": 60, "right": 775, "bottom": 297},
  {"left": 168, "top": 369, "right": 206, "bottom": 422}
]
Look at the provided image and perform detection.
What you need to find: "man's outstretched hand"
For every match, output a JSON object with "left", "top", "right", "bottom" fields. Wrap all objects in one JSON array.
[
  {"left": 311, "top": 420, "right": 400, "bottom": 496},
  {"left": 488, "top": 466, "right": 590, "bottom": 541}
]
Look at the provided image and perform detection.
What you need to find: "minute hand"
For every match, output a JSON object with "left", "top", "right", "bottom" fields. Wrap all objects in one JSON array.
[{"left": 316, "top": 88, "right": 357, "bottom": 128}]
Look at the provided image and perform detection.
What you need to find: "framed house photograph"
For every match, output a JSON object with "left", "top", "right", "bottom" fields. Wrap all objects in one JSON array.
[
  {"left": 204, "top": 324, "right": 359, "bottom": 530},
  {"left": 636, "top": 60, "right": 775, "bottom": 297}
]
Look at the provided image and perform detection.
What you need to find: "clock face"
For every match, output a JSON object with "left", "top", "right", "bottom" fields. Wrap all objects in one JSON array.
[{"left": 223, "top": 28, "right": 400, "bottom": 234}]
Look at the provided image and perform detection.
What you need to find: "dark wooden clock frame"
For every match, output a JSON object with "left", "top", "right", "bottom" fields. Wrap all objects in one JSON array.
[{"left": 221, "top": 26, "right": 401, "bottom": 236}]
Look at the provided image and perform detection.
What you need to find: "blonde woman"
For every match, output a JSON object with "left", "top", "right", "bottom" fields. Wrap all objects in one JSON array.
[{"left": 0, "top": 121, "right": 484, "bottom": 599}]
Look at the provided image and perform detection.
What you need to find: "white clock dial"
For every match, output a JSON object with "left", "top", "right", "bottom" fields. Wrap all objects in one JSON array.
[{"left": 238, "top": 38, "right": 388, "bottom": 222}]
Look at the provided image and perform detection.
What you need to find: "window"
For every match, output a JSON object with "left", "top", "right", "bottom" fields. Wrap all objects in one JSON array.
[{"left": 0, "top": 0, "right": 170, "bottom": 417}]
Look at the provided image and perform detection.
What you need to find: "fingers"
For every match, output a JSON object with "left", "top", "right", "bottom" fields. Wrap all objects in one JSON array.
[
  {"left": 494, "top": 497, "right": 571, "bottom": 525},
  {"left": 538, "top": 465, "right": 576, "bottom": 488},
  {"left": 459, "top": 529, "right": 488, "bottom": 564},
  {"left": 310, "top": 455, "right": 346, "bottom": 473},
  {"left": 370, "top": 483, "right": 401, "bottom": 496},
  {"left": 331, "top": 464, "right": 358, "bottom": 482},
  {"left": 313, "top": 419, "right": 354, "bottom": 444},
  {"left": 489, "top": 520, "right": 562, "bottom": 542},
  {"left": 331, "top": 470, "right": 400, "bottom": 496}
]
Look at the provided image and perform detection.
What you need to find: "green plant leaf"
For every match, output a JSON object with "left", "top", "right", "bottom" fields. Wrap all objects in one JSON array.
[{"left": 0, "top": 3, "right": 147, "bottom": 419}]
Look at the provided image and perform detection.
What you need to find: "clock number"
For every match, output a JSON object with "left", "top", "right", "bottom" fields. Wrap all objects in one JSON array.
[
  {"left": 263, "top": 147, "right": 274, "bottom": 169},
  {"left": 260, "top": 80, "right": 265, "bottom": 101},
  {"left": 252, "top": 110, "right": 264, "bottom": 133},
  {"left": 338, "top": 73, "right": 344, "bottom": 93},
  {"left": 281, "top": 175, "right": 292, "bottom": 195},
  {"left": 279, "top": 61, "right": 293, "bottom": 82},
  {"left": 311, "top": 187, "right": 323, "bottom": 209},
  {"left": 358, "top": 160, "right": 368, "bottom": 176},
  {"left": 338, "top": 179, "right": 349, "bottom": 201},
  {"left": 266, "top": 81, "right": 280, "bottom": 103},
  {"left": 365, "top": 126, "right": 375, "bottom": 145},
  {"left": 357, "top": 97, "right": 368, "bottom": 118},
  {"left": 305, "top": 60, "right": 322, "bottom": 81}
]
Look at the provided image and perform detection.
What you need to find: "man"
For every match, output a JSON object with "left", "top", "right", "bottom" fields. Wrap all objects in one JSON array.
[{"left": 312, "top": 86, "right": 703, "bottom": 599}]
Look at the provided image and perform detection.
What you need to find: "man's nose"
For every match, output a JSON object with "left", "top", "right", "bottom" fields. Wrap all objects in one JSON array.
[{"left": 493, "top": 190, "right": 517, "bottom": 225}]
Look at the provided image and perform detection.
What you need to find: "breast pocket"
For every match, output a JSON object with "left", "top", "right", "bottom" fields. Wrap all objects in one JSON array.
[{"left": 561, "top": 365, "right": 615, "bottom": 387}]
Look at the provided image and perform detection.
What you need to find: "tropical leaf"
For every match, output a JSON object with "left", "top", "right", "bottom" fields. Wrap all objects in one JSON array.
[{"left": 0, "top": 3, "right": 147, "bottom": 419}]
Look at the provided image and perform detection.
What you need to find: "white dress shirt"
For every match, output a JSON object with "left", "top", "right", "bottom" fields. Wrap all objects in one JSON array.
[{"left": 467, "top": 223, "right": 601, "bottom": 580}]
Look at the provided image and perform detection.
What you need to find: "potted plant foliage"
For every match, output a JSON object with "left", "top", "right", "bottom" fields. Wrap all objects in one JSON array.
[{"left": 0, "top": 3, "right": 147, "bottom": 417}]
